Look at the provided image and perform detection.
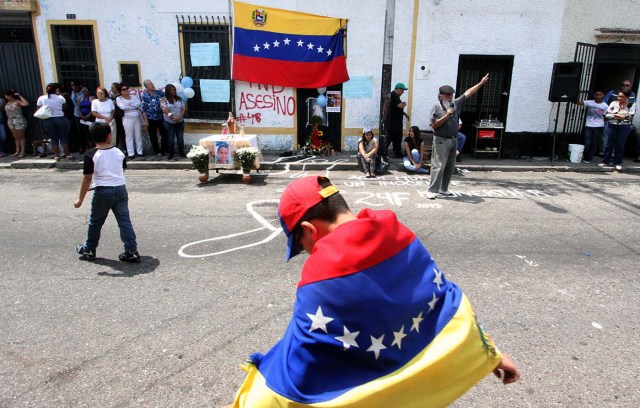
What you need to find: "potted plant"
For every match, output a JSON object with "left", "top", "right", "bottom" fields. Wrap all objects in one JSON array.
[
  {"left": 187, "top": 144, "right": 210, "bottom": 182},
  {"left": 235, "top": 146, "right": 259, "bottom": 183}
]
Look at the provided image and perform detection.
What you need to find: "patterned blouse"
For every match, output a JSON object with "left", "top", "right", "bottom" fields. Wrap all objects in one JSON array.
[
  {"left": 141, "top": 89, "right": 165, "bottom": 121},
  {"left": 162, "top": 98, "right": 185, "bottom": 124}
]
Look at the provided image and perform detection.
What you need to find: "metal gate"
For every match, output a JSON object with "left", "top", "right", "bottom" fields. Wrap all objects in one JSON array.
[
  {"left": 50, "top": 24, "right": 100, "bottom": 92},
  {"left": 456, "top": 55, "right": 513, "bottom": 137},
  {"left": 562, "top": 42, "right": 597, "bottom": 134},
  {"left": 177, "top": 15, "right": 233, "bottom": 120},
  {"left": 0, "top": 19, "right": 43, "bottom": 143}
]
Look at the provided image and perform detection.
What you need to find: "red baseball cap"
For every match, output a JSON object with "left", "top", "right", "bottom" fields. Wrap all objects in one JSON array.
[{"left": 278, "top": 176, "right": 339, "bottom": 261}]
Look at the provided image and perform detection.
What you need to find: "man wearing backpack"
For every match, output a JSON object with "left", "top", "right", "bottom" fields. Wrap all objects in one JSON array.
[{"left": 385, "top": 83, "right": 410, "bottom": 158}]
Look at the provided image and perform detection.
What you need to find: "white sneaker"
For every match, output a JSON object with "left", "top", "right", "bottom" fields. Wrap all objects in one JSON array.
[
  {"left": 615, "top": 165, "right": 622, "bottom": 171},
  {"left": 425, "top": 192, "right": 436, "bottom": 200}
]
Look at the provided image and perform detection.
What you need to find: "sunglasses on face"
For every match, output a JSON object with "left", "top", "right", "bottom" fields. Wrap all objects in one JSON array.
[{"left": 621, "top": 84, "right": 631, "bottom": 87}]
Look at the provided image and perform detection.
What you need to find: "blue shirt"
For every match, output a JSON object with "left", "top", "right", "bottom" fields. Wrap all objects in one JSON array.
[{"left": 141, "top": 89, "right": 165, "bottom": 121}]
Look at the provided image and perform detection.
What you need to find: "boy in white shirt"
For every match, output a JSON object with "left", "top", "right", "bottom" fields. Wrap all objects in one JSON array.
[
  {"left": 74, "top": 122, "right": 141, "bottom": 263},
  {"left": 574, "top": 90, "right": 608, "bottom": 163}
]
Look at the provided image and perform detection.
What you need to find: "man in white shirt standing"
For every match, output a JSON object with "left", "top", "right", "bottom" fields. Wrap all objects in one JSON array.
[{"left": 573, "top": 90, "right": 608, "bottom": 163}]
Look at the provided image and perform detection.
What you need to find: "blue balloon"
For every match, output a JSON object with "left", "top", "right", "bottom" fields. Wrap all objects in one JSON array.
[
  {"left": 181, "top": 76, "right": 194, "bottom": 89},
  {"left": 316, "top": 94, "right": 327, "bottom": 107}
]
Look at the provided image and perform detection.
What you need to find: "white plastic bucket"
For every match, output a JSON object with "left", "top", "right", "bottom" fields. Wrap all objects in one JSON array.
[{"left": 568, "top": 144, "right": 584, "bottom": 163}]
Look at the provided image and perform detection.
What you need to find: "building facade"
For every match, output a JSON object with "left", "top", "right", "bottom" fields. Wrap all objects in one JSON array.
[{"left": 1, "top": 0, "right": 638, "bottom": 155}]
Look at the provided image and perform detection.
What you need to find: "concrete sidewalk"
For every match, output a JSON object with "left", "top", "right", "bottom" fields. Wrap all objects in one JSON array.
[{"left": 1, "top": 151, "right": 640, "bottom": 173}]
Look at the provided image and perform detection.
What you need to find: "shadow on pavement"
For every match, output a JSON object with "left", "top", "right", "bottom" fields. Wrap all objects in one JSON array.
[{"left": 90, "top": 256, "right": 160, "bottom": 277}]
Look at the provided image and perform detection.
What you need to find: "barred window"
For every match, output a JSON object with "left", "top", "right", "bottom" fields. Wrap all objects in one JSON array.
[{"left": 177, "top": 15, "right": 233, "bottom": 121}]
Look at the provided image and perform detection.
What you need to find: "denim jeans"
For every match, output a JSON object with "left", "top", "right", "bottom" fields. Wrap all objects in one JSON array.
[
  {"left": 84, "top": 185, "right": 137, "bottom": 252},
  {"left": 403, "top": 148, "right": 427, "bottom": 173},
  {"left": 457, "top": 131, "right": 466, "bottom": 153},
  {"left": 583, "top": 126, "right": 603, "bottom": 161},
  {"left": 43, "top": 116, "right": 68, "bottom": 147},
  {"left": 603, "top": 124, "right": 632, "bottom": 165},
  {"left": 0, "top": 120, "right": 6, "bottom": 153},
  {"left": 164, "top": 120, "right": 185, "bottom": 159}
]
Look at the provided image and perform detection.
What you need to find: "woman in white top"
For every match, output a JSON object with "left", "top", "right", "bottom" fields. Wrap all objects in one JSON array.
[
  {"left": 357, "top": 127, "right": 379, "bottom": 178},
  {"left": 36, "top": 83, "right": 70, "bottom": 160},
  {"left": 116, "top": 84, "right": 144, "bottom": 159},
  {"left": 91, "top": 87, "right": 115, "bottom": 141},
  {"left": 600, "top": 90, "right": 636, "bottom": 170}
]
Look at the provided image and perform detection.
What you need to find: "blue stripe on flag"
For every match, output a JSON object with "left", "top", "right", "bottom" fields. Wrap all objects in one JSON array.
[{"left": 234, "top": 27, "right": 345, "bottom": 62}]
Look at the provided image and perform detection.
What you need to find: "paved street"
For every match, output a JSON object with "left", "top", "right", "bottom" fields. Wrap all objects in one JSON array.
[{"left": 1, "top": 167, "right": 639, "bottom": 407}]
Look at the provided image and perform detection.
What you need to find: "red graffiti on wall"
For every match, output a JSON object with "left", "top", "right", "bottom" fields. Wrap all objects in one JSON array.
[
  {"left": 238, "top": 83, "right": 295, "bottom": 117},
  {"left": 236, "top": 112, "right": 262, "bottom": 125}
]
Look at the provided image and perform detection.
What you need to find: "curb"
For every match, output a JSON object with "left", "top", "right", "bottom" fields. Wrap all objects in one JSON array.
[{"left": 1, "top": 158, "right": 639, "bottom": 173}]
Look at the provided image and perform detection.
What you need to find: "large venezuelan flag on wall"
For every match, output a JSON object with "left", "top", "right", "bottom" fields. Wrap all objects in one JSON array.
[
  {"left": 232, "top": 2, "right": 350, "bottom": 88},
  {"left": 231, "top": 209, "right": 502, "bottom": 407}
]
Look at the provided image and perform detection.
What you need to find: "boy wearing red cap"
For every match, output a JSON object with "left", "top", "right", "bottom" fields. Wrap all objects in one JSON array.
[{"left": 226, "top": 176, "right": 519, "bottom": 407}]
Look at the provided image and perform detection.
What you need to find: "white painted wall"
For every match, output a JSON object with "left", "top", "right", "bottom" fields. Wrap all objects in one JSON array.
[
  {"left": 410, "top": 0, "right": 566, "bottom": 133},
  {"left": 34, "top": 0, "right": 635, "bottom": 151}
]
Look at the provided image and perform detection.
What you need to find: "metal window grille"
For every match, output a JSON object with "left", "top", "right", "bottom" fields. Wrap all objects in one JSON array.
[
  {"left": 562, "top": 42, "right": 597, "bottom": 134},
  {"left": 50, "top": 25, "right": 99, "bottom": 92},
  {"left": 177, "top": 15, "right": 233, "bottom": 121},
  {"left": 457, "top": 55, "right": 514, "bottom": 128},
  {"left": 0, "top": 21, "right": 34, "bottom": 43}
]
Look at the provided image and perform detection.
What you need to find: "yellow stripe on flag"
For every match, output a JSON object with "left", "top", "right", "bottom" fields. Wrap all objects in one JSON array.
[
  {"left": 231, "top": 294, "right": 502, "bottom": 408},
  {"left": 234, "top": 1, "right": 343, "bottom": 36}
]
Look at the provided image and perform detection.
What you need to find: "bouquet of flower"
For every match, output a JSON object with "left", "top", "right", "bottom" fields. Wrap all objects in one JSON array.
[
  {"left": 235, "top": 146, "right": 259, "bottom": 171},
  {"left": 187, "top": 144, "right": 210, "bottom": 173},
  {"left": 302, "top": 128, "right": 333, "bottom": 157}
]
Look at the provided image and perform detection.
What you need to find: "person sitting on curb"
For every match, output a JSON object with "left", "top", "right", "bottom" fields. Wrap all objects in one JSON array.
[
  {"left": 357, "top": 127, "right": 379, "bottom": 178},
  {"left": 403, "top": 125, "right": 427, "bottom": 173},
  {"left": 223, "top": 176, "right": 520, "bottom": 407}
]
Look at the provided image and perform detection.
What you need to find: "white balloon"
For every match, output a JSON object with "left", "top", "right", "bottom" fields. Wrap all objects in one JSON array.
[
  {"left": 317, "top": 87, "right": 327, "bottom": 95},
  {"left": 173, "top": 81, "right": 185, "bottom": 94},
  {"left": 183, "top": 88, "right": 195, "bottom": 98}
]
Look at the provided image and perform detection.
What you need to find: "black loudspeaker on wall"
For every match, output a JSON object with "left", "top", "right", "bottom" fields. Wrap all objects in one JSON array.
[{"left": 548, "top": 62, "right": 582, "bottom": 102}]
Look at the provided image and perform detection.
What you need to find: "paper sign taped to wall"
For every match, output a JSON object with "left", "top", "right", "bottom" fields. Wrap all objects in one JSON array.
[
  {"left": 343, "top": 76, "right": 373, "bottom": 99},
  {"left": 190, "top": 43, "right": 220, "bottom": 67},
  {"left": 200, "top": 79, "right": 230, "bottom": 102}
]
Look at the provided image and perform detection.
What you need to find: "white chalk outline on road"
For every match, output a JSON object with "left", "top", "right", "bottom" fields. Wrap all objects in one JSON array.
[
  {"left": 178, "top": 199, "right": 282, "bottom": 258},
  {"left": 265, "top": 156, "right": 351, "bottom": 178}
]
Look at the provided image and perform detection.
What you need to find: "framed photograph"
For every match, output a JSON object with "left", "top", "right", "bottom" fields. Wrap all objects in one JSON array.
[{"left": 326, "top": 91, "right": 341, "bottom": 113}]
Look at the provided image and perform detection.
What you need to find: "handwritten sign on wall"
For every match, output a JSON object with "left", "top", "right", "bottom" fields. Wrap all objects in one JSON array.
[
  {"left": 200, "top": 79, "right": 230, "bottom": 102},
  {"left": 343, "top": 76, "right": 373, "bottom": 99},
  {"left": 190, "top": 43, "right": 220, "bottom": 67}
]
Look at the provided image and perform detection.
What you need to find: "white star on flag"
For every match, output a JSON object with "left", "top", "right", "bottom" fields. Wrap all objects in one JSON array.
[
  {"left": 253, "top": 44, "right": 260, "bottom": 52},
  {"left": 283, "top": 38, "right": 291, "bottom": 45},
  {"left": 391, "top": 325, "right": 407, "bottom": 350},
  {"left": 411, "top": 311, "right": 424, "bottom": 333},
  {"left": 273, "top": 40, "right": 280, "bottom": 47},
  {"left": 297, "top": 39, "right": 304, "bottom": 47},
  {"left": 327, "top": 49, "right": 333, "bottom": 56},
  {"left": 317, "top": 46, "right": 324, "bottom": 53},
  {"left": 433, "top": 268, "right": 444, "bottom": 290},
  {"left": 367, "top": 334, "right": 387, "bottom": 360},
  {"left": 307, "top": 42, "right": 315, "bottom": 50},
  {"left": 428, "top": 292, "right": 439, "bottom": 312},
  {"left": 306, "top": 306, "right": 334, "bottom": 333},
  {"left": 335, "top": 326, "right": 360, "bottom": 350},
  {"left": 263, "top": 42, "right": 270, "bottom": 50}
]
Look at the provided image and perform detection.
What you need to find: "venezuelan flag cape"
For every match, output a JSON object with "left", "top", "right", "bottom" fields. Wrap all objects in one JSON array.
[
  {"left": 232, "top": 2, "right": 349, "bottom": 88},
  {"left": 232, "top": 209, "right": 501, "bottom": 407}
]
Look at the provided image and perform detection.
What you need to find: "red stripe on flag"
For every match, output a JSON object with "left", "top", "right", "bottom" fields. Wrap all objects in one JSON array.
[
  {"left": 299, "top": 209, "right": 416, "bottom": 287},
  {"left": 233, "top": 54, "right": 349, "bottom": 88}
]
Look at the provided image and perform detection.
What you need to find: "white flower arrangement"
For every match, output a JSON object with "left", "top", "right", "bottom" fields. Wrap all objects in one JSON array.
[
  {"left": 187, "top": 145, "right": 210, "bottom": 173},
  {"left": 235, "top": 146, "right": 259, "bottom": 170}
]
